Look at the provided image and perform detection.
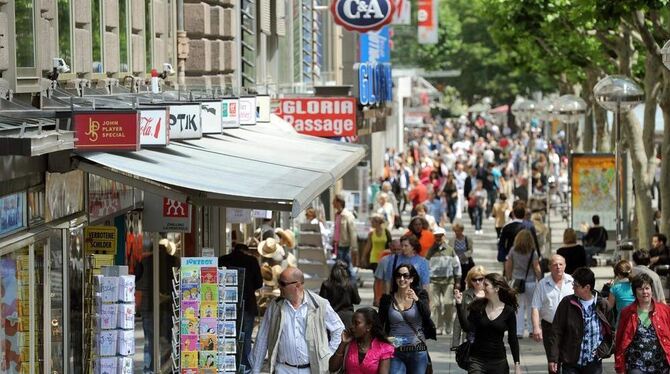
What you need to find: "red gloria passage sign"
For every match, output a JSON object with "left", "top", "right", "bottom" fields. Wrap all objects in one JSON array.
[
  {"left": 274, "top": 97, "right": 357, "bottom": 137},
  {"left": 73, "top": 112, "right": 140, "bottom": 151}
]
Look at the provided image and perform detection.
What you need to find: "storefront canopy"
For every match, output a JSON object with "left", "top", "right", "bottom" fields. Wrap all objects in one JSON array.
[{"left": 76, "top": 115, "right": 366, "bottom": 216}]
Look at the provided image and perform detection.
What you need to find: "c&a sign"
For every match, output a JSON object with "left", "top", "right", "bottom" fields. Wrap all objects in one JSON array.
[
  {"left": 73, "top": 111, "right": 140, "bottom": 151},
  {"left": 331, "top": 0, "right": 395, "bottom": 33},
  {"left": 354, "top": 62, "right": 393, "bottom": 106},
  {"left": 274, "top": 97, "right": 357, "bottom": 137}
]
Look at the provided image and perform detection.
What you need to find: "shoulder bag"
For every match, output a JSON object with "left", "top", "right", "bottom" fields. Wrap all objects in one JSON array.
[
  {"left": 392, "top": 297, "right": 433, "bottom": 374},
  {"left": 512, "top": 252, "right": 533, "bottom": 294}
]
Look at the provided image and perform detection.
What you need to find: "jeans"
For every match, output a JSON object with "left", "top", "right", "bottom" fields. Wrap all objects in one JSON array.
[
  {"left": 561, "top": 360, "right": 602, "bottom": 374},
  {"left": 515, "top": 280, "right": 536, "bottom": 336},
  {"left": 390, "top": 350, "right": 428, "bottom": 374},
  {"left": 337, "top": 246, "right": 355, "bottom": 278},
  {"left": 241, "top": 311, "right": 255, "bottom": 373},
  {"left": 468, "top": 356, "right": 509, "bottom": 374},
  {"left": 447, "top": 199, "right": 457, "bottom": 223},
  {"left": 429, "top": 278, "right": 455, "bottom": 334},
  {"left": 474, "top": 206, "right": 483, "bottom": 230},
  {"left": 142, "top": 313, "right": 154, "bottom": 373}
]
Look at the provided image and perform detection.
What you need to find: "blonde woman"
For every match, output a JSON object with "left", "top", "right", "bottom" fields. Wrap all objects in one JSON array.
[
  {"left": 451, "top": 265, "right": 487, "bottom": 348},
  {"left": 505, "top": 229, "right": 541, "bottom": 338}
]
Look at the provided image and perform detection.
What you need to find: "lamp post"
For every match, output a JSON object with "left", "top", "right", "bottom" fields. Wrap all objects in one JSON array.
[
  {"left": 554, "top": 95, "right": 587, "bottom": 228},
  {"left": 593, "top": 76, "right": 644, "bottom": 249}
]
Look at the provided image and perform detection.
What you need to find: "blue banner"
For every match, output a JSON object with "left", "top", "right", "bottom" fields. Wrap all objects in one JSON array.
[{"left": 359, "top": 26, "right": 391, "bottom": 63}]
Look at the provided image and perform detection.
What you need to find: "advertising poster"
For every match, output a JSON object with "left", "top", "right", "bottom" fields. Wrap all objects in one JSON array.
[
  {"left": 45, "top": 170, "right": 85, "bottom": 222},
  {"left": 168, "top": 105, "right": 202, "bottom": 139},
  {"left": 0, "top": 192, "right": 26, "bottom": 237},
  {"left": 201, "top": 101, "right": 223, "bottom": 134},
  {"left": 238, "top": 97, "right": 257, "bottom": 126},
  {"left": 221, "top": 99, "right": 240, "bottom": 129},
  {"left": 73, "top": 112, "right": 140, "bottom": 151},
  {"left": 273, "top": 97, "right": 357, "bottom": 137},
  {"left": 139, "top": 109, "right": 169, "bottom": 146},
  {"left": 571, "top": 154, "right": 617, "bottom": 232}
]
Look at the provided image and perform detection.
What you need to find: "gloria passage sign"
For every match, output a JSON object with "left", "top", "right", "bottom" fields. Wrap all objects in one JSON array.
[
  {"left": 73, "top": 111, "right": 140, "bottom": 151},
  {"left": 274, "top": 97, "right": 357, "bottom": 137}
]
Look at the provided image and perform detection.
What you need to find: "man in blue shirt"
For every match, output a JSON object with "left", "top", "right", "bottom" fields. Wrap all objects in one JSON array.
[{"left": 383, "top": 234, "right": 430, "bottom": 292}]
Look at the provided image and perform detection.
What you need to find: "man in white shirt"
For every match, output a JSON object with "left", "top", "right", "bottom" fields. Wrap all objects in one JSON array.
[
  {"left": 531, "top": 255, "right": 574, "bottom": 363},
  {"left": 251, "top": 267, "right": 344, "bottom": 374}
]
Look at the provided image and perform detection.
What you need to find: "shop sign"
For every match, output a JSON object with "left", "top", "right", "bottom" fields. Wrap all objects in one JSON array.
[
  {"left": 360, "top": 26, "right": 391, "bottom": 63},
  {"left": 139, "top": 109, "right": 169, "bottom": 146},
  {"left": 354, "top": 62, "right": 393, "bottom": 106},
  {"left": 252, "top": 210, "right": 272, "bottom": 219},
  {"left": 239, "top": 96, "right": 257, "bottom": 126},
  {"left": 83, "top": 226, "right": 118, "bottom": 253},
  {"left": 392, "top": 0, "right": 411, "bottom": 24},
  {"left": 45, "top": 170, "right": 84, "bottom": 222},
  {"left": 144, "top": 193, "right": 192, "bottom": 232},
  {"left": 168, "top": 104, "right": 202, "bottom": 139},
  {"left": 274, "top": 97, "right": 357, "bottom": 137},
  {"left": 331, "top": 0, "right": 395, "bottom": 33},
  {"left": 226, "top": 208, "right": 253, "bottom": 224},
  {"left": 201, "top": 101, "right": 223, "bottom": 134},
  {"left": 222, "top": 98, "right": 240, "bottom": 129},
  {"left": 0, "top": 191, "right": 27, "bottom": 237},
  {"left": 73, "top": 111, "right": 140, "bottom": 151},
  {"left": 256, "top": 95, "right": 271, "bottom": 123},
  {"left": 417, "top": 0, "right": 438, "bottom": 44}
]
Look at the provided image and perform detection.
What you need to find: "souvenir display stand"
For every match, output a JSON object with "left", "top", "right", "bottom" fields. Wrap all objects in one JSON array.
[{"left": 172, "top": 257, "right": 246, "bottom": 373}]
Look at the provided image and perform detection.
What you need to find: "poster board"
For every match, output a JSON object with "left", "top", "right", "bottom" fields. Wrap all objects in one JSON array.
[{"left": 570, "top": 153, "right": 617, "bottom": 232}]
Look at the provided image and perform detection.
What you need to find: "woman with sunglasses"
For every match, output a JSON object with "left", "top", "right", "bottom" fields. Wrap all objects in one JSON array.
[
  {"left": 378, "top": 263, "right": 436, "bottom": 373},
  {"left": 454, "top": 273, "right": 522, "bottom": 374},
  {"left": 451, "top": 265, "right": 487, "bottom": 348},
  {"left": 329, "top": 307, "right": 395, "bottom": 374}
]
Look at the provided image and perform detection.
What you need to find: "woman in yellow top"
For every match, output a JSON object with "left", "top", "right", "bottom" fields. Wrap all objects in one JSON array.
[{"left": 362, "top": 214, "right": 391, "bottom": 272}]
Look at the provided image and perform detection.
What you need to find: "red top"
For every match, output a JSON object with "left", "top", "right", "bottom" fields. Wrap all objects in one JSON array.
[
  {"left": 614, "top": 300, "right": 670, "bottom": 373},
  {"left": 408, "top": 183, "right": 428, "bottom": 207},
  {"left": 344, "top": 338, "right": 395, "bottom": 374}
]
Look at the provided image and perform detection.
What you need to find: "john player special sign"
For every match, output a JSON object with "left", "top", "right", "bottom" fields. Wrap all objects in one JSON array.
[{"left": 73, "top": 111, "right": 140, "bottom": 151}]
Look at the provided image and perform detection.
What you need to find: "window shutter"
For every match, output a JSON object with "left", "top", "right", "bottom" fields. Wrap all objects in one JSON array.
[
  {"left": 273, "top": 0, "right": 286, "bottom": 37},
  {"left": 259, "top": 0, "right": 271, "bottom": 35}
]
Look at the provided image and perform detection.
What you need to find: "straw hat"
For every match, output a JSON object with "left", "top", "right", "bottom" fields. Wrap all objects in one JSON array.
[
  {"left": 275, "top": 228, "right": 296, "bottom": 249},
  {"left": 258, "top": 237, "right": 284, "bottom": 258},
  {"left": 262, "top": 264, "right": 284, "bottom": 287},
  {"left": 158, "top": 238, "right": 177, "bottom": 256}
]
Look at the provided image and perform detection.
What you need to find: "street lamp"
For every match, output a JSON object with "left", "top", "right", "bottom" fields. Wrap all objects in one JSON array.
[{"left": 593, "top": 75, "right": 643, "bottom": 249}]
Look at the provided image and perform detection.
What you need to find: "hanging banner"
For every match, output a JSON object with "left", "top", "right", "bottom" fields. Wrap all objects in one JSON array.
[
  {"left": 201, "top": 101, "right": 223, "bottom": 134},
  {"left": 392, "top": 0, "right": 411, "bottom": 24},
  {"left": 417, "top": 0, "right": 438, "bottom": 44},
  {"left": 273, "top": 97, "right": 357, "bottom": 137},
  {"left": 168, "top": 104, "right": 202, "bottom": 139},
  {"left": 83, "top": 226, "right": 118, "bottom": 253},
  {"left": 331, "top": 0, "right": 396, "bottom": 33},
  {"left": 73, "top": 111, "right": 140, "bottom": 151},
  {"left": 360, "top": 26, "right": 391, "bottom": 63},
  {"left": 256, "top": 95, "right": 271, "bottom": 123},
  {"left": 221, "top": 98, "right": 240, "bottom": 129},
  {"left": 139, "top": 109, "right": 169, "bottom": 146},
  {"left": 239, "top": 97, "right": 257, "bottom": 126},
  {"left": 144, "top": 193, "right": 192, "bottom": 232}
]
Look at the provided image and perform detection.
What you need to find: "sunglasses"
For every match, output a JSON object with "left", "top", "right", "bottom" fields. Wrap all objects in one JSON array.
[
  {"left": 278, "top": 280, "right": 299, "bottom": 288},
  {"left": 472, "top": 278, "right": 485, "bottom": 283},
  {"left": 395, "top": 273, "right": 412, "bottom": 280}
]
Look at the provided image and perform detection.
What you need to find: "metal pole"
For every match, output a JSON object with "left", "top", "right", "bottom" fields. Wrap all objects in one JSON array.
[
  {"left": 545, "top": 121, "right": 552, "bottom": 255},
  {"left": 615, "top": 101, "right": 622, "bottom": 247}
]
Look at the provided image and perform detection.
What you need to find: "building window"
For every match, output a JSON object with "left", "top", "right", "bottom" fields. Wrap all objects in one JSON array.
[
  {"left": 15, "top": 0, "right": 35, "bottom": 67},
  {"left": 92, "top": 0, "right": 102, "bottom": 71},
  {"left": 145, "top": 0, "right": 152, "bottom": 71},
  {"left": 241, "top": 0, "right": 256, "bottom": 88},
  {"left": 57, "top": 0, "right": 71, "bottom": 65},
  {"left": 119, "top": 0, "right": 129, "bottom": 72}
]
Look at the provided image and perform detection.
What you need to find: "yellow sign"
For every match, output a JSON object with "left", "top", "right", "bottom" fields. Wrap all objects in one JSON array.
[{"left": 84, "top": 226, "right": 118, "bottom": 254}]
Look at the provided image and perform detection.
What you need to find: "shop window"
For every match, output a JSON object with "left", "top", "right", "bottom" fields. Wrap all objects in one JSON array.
[
  {"left": 57, "top": 0, "right": 72, "bottom": 65},
  {"left": 92, "top": 0, "right": 102, "bottom": 72},
  {"left": 47, "top": 231, "right": 65, "bottom": 373},
  {"left": 119, "top": 0, "right": 129, "bottom": 72},
  {"left": 14, "top": 0, "right": 35, "bottom": 67}
]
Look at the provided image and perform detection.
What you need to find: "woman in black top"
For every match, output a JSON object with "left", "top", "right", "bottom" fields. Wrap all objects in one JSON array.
[
  {"left": 454, "top": 272, "right": 521, "bottom": 374},
  {"left": 556, "top": 228, "right": 587, "bottom": 275},
  {"left": 319, "top": 260, "right": 361, "bottom": 328}
]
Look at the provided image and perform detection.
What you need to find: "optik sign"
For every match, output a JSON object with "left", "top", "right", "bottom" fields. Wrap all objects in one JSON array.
[{"left": 331, "top": 0, "right": 395, "bottom": 33}]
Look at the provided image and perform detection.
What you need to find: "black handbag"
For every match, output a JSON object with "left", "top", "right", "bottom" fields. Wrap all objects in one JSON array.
[{"left": 452, "top": 339, "right": 471, "bottom": 370}]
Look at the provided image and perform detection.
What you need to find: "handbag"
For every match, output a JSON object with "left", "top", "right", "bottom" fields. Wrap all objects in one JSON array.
[
  {"left": 512, "top": 251, "right": 534, "bottom": 294},
  {"left": 393, "top": 297, "right": 432, "bottom": 374},
  {"left": 451, "top": 339, "right": 471, "bottom": 370}
]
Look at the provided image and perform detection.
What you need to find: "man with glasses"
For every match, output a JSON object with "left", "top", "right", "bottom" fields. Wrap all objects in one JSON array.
[
  {"left": 530, "top": 255, "right": 574, "bottom": 369},
  {"left": 251, "top": 267, "right": 344, "bottom": 374},
  {"left": 548, "top": 267, "right": 614, "bottom": 374}
]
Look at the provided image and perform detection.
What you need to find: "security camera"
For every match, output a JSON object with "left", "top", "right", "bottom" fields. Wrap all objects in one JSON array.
[
  {"left": 163, "top": 63, "right": 175, "bottom": 75},
  {"left": 53, "top": 58, "right": 70, "bottom": 73}
]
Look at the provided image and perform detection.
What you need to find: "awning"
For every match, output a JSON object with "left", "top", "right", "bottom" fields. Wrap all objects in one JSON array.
[{"left": 76, "top": 116, "right": 366, "bottom": 216}]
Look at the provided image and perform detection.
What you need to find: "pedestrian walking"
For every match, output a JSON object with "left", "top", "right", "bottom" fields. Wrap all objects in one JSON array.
[
  {"left": 530, "top": 255, "right": 574, "bottom": 367},
  {"left": 631, "top": 250, "right": 667, "bottom": 304},
  {"left": 531, "top": 212, "right": 550, "bottom": 259},
  {"left": 328, "top": 308, "right": 395, "bottom": 374},
  {"left": 491, "top": 193, "right": 508, "bottom": 238},
  {"left": 470, "top": 180, "right": 488, "bottom": 234},
  {"left": 382, "top": 234, "right": 430, "bottom": 291},
  {"left": 556, "top": 228, "right": 587, "bottom": 275},
  {"left": 426, "top": 226, "right": 461, "bottom": 335},
  {"left": 497, "top": 201, "right": 540, "bottom": 263},
  {"left": 452, "top": 222, "right": 474, "bottom": 291},
  {"left": 505, "top": 229, "right": 542, "bottom": 338},
  {"left": 606, "top": 260, "right": 635, "bottom": 325},
  {"left": 319, "top": 261, "right": 361, "bottom": 330},
  {"left": 405, "top": 216, "right": 435, "bottom": 258},
  {"left": 332, "top": 194, "right": 358, "bottom": 278},
  {"left": 451, "top": 265, "right": 487, "bottom": 348},
  {"left": 376, "top": 192, "right": 396, "bottom": 229},
  {"left": 373, "top": 239, "right": 401, "bottom": 307},
  {"left": 250, "top": 267, "right": 345, "bottom": 374},
  {"left": 464, "top": 167, "right": 478, "bottom": 225},
  {"left": 379, "top": 263, "right": 436, "bottom": 373},
  {"left": 443, "top": 173, "right": 459, "bottom": 223},
  {"left": 454, "top": 272, "right": 522, "bottom": 374},
  {"left": 614, "top": 273, "right": 670, "bottom": 374},
  {"left": 548, "top": 267, "right": 614, "bottom": 374},
  {"left": 361, "top": 214, "right": 391, "bottom": 272}
]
